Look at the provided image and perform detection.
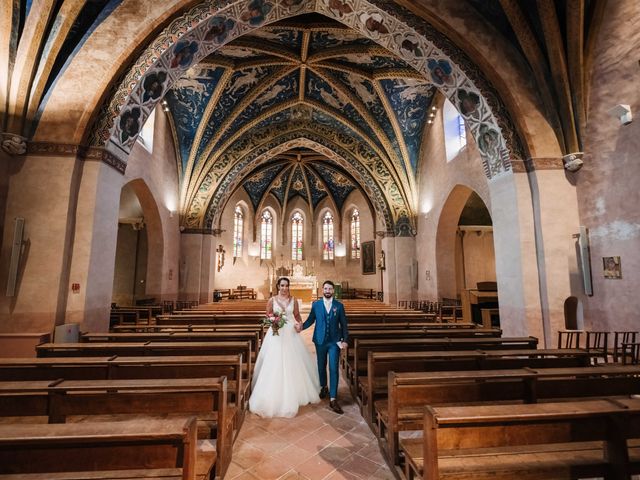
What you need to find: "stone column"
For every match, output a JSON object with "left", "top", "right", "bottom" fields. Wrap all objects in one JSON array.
[
  {"left": 522, "top": 158, "right": 581, "bottom": 345},
  {"left": 489, "top": 170, "right": 543, "bottom": 340},
  {"left": 393, "top": 236, "right": 416, "bottom": 305},
  {"left": 179, "top": 231, "right": 216, "bottom": 303},
  {"left": 381, "top": 236, "right": 396, "bottom": 305},
  {"left": 491, "top": 159, "right": 580, "bottom": 346}
]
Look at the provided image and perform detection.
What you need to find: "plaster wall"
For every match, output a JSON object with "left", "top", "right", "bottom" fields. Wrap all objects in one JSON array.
[
  {"left": 415, "top": 100, "right": 491, "bottom": 302},
  {"left": 577, "top": 0, "right": 640, "bottom": 332},
  {"left": 458, "top": 231, "right": 496, "bottom": 293},
  {"left": 123, "top": 108, "right": 180, "bottom": 301},
  {"left": 112, "top": 224, "right": 148, "bottom": 306},
  {"left": 0, "top": 154, "right": 79, "bottom": 333}
]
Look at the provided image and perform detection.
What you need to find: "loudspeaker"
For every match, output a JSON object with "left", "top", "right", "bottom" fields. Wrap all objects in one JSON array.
[
  {"left": 576, "top": 226, "right": 593, "bottom": 296},
  {"left": 6, "top": 217, "right": 24, "bottom": 297},
  {"left": 410, "top": 260, "right": 418, "bottom": 289}
]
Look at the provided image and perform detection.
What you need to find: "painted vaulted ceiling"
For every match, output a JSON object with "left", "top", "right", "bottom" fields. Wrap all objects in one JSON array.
[
  {"left": 164, "top": 13, "right": 435, "bottom": 233},
  {"left": 2, "top": 1, "right": 605, "bottom": 234}
]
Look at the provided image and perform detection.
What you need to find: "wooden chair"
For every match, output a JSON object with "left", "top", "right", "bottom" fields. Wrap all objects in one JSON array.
[
  {"left": 614, "top": 331, "right": 638, "bottom": 363},
  {"left": 622, "top": 342, "right": 640, "bottom": 365},
  {"left": 162, "top": 300, "right": 174, "bottom": 313},
  {"left": 585, "top": 330, "right": 609, "bottom": 364},
  {"left": 557, "top": 329, "right": 583, "bottom": 349}
]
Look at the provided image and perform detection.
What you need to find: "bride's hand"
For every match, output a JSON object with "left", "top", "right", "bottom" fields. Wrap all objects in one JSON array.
[{"left": 294, "top": 322, "right": 302, "bottom": 333}]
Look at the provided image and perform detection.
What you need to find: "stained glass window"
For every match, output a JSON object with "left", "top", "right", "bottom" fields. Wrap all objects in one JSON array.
[
  {"left": 350, "top": 208, "right": 360, "bottom": 259},
  {"left": 260, "top": 210, "right": 273, "bottom": 260},
  {"left": 291, "top": 212, "right": 303, "bottom": 260},
  {"left": 233, "top": 206, "right": 243, "bottom": 258},
  {"left": 322, "top": 211, "right": 334, "bottom": 260}
]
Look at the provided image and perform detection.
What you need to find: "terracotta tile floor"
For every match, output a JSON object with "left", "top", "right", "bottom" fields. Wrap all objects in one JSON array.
[{"left": 229, "top": 314, "right": 395, "bottom": 480}]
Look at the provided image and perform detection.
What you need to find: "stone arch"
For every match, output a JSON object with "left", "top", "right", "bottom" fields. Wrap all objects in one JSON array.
[
  {"left": 435, "top": 184, "right": 491, "bottom": 300},
  {"left": 119, "top": 178, "right": 164, "bottom": 302},
  {"left": 91, "top": 0, "right": 524, "bottom": 181}
]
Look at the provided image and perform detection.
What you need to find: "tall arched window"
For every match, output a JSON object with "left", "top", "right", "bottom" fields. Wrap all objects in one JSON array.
[
  {"left": 322, "top": 211, "right": 334, "bottom": 260},
  {"left": 350, "top": 208, "right": 361, "bottom": 259},
  {"left": 444, "top": 97, "right": 467, "bottom": 162},
  {"left": 260, "top": 210, "right": 273, "bottom": 260},
  {"left": 291, "top": 212, "right": 303, "bottom": 260},
  {"left": 233, "top": 206, "right": 243, "bottom": 258}
]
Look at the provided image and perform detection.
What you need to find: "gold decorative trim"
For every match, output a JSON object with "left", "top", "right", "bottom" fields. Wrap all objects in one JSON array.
[{"left": 27, "top": 142, "right": 126, "bottom": 174}]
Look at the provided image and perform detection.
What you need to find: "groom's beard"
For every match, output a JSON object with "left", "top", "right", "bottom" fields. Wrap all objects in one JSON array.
[{"left": 323, "top": 293, "right": 333, "bottom": 299}]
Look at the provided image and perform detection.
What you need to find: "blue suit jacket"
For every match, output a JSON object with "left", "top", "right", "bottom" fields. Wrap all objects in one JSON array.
[{"left": 302, "top": 298, "right": 348, "bottom": 345}]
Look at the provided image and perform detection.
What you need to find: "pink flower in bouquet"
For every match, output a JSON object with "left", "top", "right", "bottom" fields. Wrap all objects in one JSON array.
[{"left": 262, "top": 311, "right": 287, "bottom": 335}]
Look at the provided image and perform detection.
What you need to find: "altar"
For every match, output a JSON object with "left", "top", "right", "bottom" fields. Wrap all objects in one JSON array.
[{"left": 289, "top": 264, "right": 317, "bottom": 302}]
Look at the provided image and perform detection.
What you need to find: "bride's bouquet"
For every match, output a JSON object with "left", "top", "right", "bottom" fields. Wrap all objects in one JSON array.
[{"left": 263, "top": 311, "right": 287, "bottom": 336}]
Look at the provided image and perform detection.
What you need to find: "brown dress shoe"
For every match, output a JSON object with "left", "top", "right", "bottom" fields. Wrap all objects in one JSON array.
[
  {"left": 319, "top": 386, "right": 329, "bottom": 399},
  {"left": 329, "top": 400, "right": 343, "bottom": 414}
]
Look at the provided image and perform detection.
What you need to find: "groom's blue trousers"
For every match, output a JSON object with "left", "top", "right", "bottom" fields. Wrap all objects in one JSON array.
[{"left": 315, "top": 341, "right": 340, "bottom": 399}]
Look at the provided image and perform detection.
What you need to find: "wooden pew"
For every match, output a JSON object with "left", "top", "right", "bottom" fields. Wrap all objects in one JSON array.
[
  {"left": 0, "top": 378, "right": 231, "bottom": 479},
  {"left": 361, "top": 348, "right": 593, "bottom": 426},
  {"left": 0, "top": 417, "right": 199, "bottom": 479},
  {"left": 0, "top": 354, "right": 247, "bottom": 431},
  {"left": 156, "top": 315, "right": 262, "bottom": 326},
  {"left": 380, "top": 364, "right": 640, "bottom": 466},
  {"left": 347, "top": 336, "right": 539, "bottom": 393},
  {"left": 111, "top": 324, "right": 264, "bottom": 342},
  {"left": 80, "top": 331, "right": 260, "bottom": 354},
  {"left": 35, "top": 342, "right": 254, "bottom": 400},
  {"left": 400, "top": 398, "right": 640, "bottom": 480}
]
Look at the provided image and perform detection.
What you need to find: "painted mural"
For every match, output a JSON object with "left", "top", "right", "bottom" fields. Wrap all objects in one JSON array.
[{"left": 92, "top": 0, "right": 526, "bottom": 234}]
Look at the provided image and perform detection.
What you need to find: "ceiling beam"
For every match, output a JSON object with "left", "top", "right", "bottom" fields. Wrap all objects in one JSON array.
[
  {"left": 565, "top": 0, "right": 585, "bottom": 149},
  {"left": 583, "top": 0, "right": 607, "bottom": 124},
  {"left": 537, "top": 0, "right": 580, "bottom": 153},
  {"left": 498, "top": 0, "right": 567, "bottom": 152},
  {"left": 6, "top": 0, "right": 57, "bottom": 135}
]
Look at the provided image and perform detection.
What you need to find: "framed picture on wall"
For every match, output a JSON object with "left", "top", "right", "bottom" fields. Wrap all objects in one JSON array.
[
  {"left": 361, "top": 241, "right": 376, "bottom": 275},
  {"left": 603, "top": 256, "right": 622, "bottom": 279}
]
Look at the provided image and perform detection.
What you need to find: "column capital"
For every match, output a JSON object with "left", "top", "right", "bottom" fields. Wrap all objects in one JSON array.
[{"left": 1, "top": 132, "right": 27, "bottom": 155}]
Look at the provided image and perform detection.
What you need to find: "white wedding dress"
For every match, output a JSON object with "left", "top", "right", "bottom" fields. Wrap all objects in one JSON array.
[{"left": 249, "top": 297, "right": 320, "bottom": 417}]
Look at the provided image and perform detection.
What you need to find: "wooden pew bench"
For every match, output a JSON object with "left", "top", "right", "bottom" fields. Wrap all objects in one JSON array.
[
  {"left": 111, "top": 324, "right": 265, "bottom": 343},
  {"left": 379, "top": 365, "right": 640, "bottom": 467},
  {"left": 0, "top": 417, "right": 200, "bottom": 480},
  {"left": 0, "top": 377, "right": 232, "bottom": 479},
  {"left": 0, "top": 354, "right": 248, "bottom": 418},
  {"left": 346, "top": 336, "right": 539, "bottom": 398},
  {"left": 400, "top": 398, "right": 640, "bottom": 480},
  {"left": 361, "top": 348, "right": 593, "bottom": 426},
  {"left": 156, "top": 315, "right": 262, "bottom": 326},
  {"left": 80, "top": 331, "right": 260, "bottom": 355}
]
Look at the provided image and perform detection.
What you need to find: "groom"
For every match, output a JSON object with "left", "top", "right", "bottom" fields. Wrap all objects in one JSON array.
[{"left": 298, "top": 280, "right": 348, "bottom": 414}]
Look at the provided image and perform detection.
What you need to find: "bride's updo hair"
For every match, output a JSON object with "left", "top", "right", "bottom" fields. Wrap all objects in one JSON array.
[{"left": 276, "top": 277, "right": 290, "bottom": 289}]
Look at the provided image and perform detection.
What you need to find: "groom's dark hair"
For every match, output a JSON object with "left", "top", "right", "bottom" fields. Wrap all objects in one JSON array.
[{"left": 323, "top": 280, "right": 335, "bottom": 288}]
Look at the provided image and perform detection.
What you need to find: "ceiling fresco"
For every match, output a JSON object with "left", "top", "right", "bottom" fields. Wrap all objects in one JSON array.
[
  {"left": 241, "top": 149, "right": 357, "bottom": 214},
  {"left": 161, "top": 13, "right": 436, "bottom": 232}
]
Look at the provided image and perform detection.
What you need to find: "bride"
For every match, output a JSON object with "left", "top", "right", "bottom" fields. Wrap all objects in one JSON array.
[{"left": 249, "top": 277, "right": 320, "bottom": 417}]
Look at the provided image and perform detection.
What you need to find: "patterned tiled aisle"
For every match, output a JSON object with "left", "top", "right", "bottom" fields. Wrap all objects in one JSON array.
[{"left": 227, "top": 306, "right": 395, "bottom": 480}]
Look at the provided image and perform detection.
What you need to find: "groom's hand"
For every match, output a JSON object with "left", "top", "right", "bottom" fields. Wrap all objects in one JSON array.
[
  {"left": 337, "top": 341, "right": 348, "bottom": 350},
  {"left": 294, "top": 322, "right": 302, "bottom": 332}
]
